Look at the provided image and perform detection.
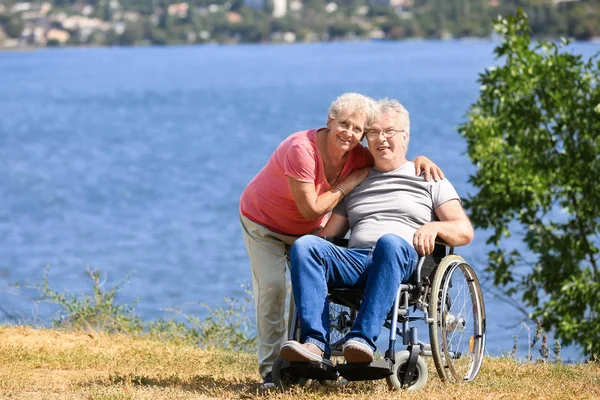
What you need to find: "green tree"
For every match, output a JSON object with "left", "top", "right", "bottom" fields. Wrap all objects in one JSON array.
[
  {"left": 564, "top": 2, "right": 600, "bottom": 41},
  {"left": 458, "top": 10, "right": 600, "bottom": 358},
  {"left": 327, "top": 21, "right": 366, "bottom": 40},
  {"left": 2, "top": 14, "right": 24, "bottom": 38},
  {"left": 152, "top": 30, "right": 169, "bottom": 45},
  {"left": 270, "top": 15, "right": 297, "bottom": 35},
  {"left": 159, "top": 5, "right": 173, "bottom": 32},
  {"left": 97, "top": 0, "right": 113, "bottom": 21},
  {"left": 119, "top": 21, "right": 143, "bottom": 45},
  {"left": 263, "top": 0, "right": 274, "bottom": 16},
  {"left": 46, "top": 38, "right": 61, "bottom": 47}
]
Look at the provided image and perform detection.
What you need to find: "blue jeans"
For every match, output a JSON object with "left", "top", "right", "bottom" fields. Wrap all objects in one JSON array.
[{"left": 289, "top": 233, "right": 418, "bottom": 355}]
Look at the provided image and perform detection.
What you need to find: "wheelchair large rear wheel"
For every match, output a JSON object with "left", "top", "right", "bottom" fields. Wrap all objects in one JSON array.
[{"left": 428, "top": 255, "right": 486, "bottom": 383}]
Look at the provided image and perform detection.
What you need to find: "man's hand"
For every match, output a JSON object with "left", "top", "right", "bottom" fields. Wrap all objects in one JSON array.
[
  {"left": 413, "top": 222, "right": 438, "bottom": 255},
  {"left": 413, "top": 156, "right": 445, "bottom": 182}
]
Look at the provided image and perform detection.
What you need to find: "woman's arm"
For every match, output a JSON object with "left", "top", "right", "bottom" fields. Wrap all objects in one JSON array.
[
  {"left": 288, "top": 179, "right": 343, "bottom": 220},
  {"left": 412, "top": 156, "right": 445, "bottom": 182},
  {"left": 287, "top": 167, "right": 370, "bottom": 220}
]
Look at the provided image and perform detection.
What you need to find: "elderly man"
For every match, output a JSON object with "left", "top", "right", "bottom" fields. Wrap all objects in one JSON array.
[{"left": 279, "top": 99, "right": 474, "bottom": 365}]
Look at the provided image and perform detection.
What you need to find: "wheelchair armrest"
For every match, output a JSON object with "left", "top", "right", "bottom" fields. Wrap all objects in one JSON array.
[
  {"left": 413, "top": 242, "right": 448, "bottom": 284},
  {"left": 322, "top": 236, "right": 349, "bottom": 247},
  {"left": 435, "top": 236, "right": 467, "bottom": 254},
  {"left": 434, "top": 238, "right": 450, "bottom": 247},
  {"left": 323, "top": 236, "right": 451, "bottom": 253}
]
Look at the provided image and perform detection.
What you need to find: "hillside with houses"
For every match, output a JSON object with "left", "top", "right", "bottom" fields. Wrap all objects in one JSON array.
[{"left": 0, "top": 0, "right": 598, "bottom": 48}]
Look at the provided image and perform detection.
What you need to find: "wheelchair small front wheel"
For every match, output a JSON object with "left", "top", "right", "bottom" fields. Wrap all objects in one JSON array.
[
  {"left": 271, "top": 356, "right": 309, "bottom": 389},
  {"left": 386, "top": 351, "right": 428, "bottom": 391}
]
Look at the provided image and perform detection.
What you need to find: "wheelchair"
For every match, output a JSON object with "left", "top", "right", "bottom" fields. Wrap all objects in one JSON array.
[{"left": 272, "top": 238, "right": 486, "bottom": 391}]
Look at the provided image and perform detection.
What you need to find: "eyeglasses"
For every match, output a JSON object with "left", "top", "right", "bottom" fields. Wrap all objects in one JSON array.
[{"left": 366, "top": 128, "right": 403, "bottom": 140}]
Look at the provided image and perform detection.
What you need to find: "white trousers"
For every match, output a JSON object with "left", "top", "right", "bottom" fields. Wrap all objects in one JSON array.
[{"left": 239, "top": 214, "right": 300, "bottom": 378}]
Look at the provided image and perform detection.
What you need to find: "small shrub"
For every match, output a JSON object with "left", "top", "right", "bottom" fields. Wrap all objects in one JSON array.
[
  {"left": 159, "top": 285, "right": 257, "bottom": 352},
  {"left": 146, "top": 318, "right": 200, "bottom": 345},
  {"left": 36, "top": 267, "right": 143, "bottom": 334},
  {"left": 511, "top": 319, "right": 562, "bottom": 363},
  {"left": 15, "top": 267, "right": 257, "bottom": 352}
]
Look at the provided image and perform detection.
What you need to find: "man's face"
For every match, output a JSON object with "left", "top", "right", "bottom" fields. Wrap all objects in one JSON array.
[{"left": 365, "top": 113, "right": 409, "bottom": 166}]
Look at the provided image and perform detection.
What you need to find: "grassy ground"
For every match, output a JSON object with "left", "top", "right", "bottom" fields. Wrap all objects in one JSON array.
[{"left": 0, "top": 326, "right": 598, "bottom": 399}]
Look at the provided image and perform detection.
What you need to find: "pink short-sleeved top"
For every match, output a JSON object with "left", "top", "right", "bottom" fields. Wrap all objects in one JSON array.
[{"left": 240, "top": 129, "right": 371, "bottom": 235}]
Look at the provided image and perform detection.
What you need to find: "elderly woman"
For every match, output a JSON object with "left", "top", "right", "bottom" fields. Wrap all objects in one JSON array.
[{"left": 239, "top": 93, "right": 443, "bottom": 387}]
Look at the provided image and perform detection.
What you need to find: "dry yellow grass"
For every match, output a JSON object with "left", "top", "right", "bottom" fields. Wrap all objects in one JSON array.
[{"left": 0, "top": 326, "right": 598, "bottom": 399}]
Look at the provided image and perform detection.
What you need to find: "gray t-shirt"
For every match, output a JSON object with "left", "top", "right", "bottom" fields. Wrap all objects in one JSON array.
[{"left": 334, "top": 161, "right": 460, "bottom": 249}]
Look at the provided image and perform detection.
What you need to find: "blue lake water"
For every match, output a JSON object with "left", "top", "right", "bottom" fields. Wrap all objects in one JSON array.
[{"left": 1, "top": 40, "right": 598, "bottom": 362}]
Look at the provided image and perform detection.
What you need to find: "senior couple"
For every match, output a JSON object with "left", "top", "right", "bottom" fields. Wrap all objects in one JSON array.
[{"left": 239, "top": 93, "right": 473, "bottom": 386}]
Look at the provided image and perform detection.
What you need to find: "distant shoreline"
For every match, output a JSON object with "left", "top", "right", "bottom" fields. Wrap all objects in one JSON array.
[{"left": 2, "top": 36, "right": 600, "bottom": 52}]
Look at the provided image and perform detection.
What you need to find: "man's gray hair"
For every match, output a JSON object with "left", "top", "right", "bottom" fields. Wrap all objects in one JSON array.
[
  {"left": 378, "top": 98, "right": 410, "bottom": 152},
  {"left": 328, "top": 93, "right": 378, "bottom": 125},
  {"left": 378, "top": 98, "right": 410, "bottom": 135}
]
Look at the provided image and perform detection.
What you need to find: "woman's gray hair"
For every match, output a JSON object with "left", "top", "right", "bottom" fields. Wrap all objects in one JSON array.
[{"left": 327, "top": 93, "right": 378, "bottom": 126}]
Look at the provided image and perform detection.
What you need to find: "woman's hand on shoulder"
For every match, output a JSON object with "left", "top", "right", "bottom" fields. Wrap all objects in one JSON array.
[
  {"left": 339, "top": 167, "right": 370, "bottom": 193},
  {"left": 412, "top": 156, "right": 445, "bottom": 182}
]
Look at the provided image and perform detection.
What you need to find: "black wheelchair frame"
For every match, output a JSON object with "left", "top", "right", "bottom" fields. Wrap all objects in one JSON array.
[{"left": 273, "top": 239, "right": 486, "bottom": 391}]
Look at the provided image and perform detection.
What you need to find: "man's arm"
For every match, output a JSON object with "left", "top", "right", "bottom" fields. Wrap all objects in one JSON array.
[
  {"left": 413, "top": 199, "right": 474, "bottom": 255},
  {"left": 318, "top": 212, "right": 350, "bottom": 238}
]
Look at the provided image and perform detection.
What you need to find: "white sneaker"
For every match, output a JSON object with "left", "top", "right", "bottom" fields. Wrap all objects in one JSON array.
[
  {"left": 280, "top": 340, "right": 334, "bottom": 367},
  {"left": 343, "top": 339, "right": 374, "bottom": 363}
]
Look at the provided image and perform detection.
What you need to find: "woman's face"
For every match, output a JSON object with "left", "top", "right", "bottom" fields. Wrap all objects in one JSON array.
[{"left": 327, "top": 111, "right": 366, "bottom": 153}]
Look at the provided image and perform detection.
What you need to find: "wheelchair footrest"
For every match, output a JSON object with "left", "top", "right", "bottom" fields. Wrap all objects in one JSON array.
[
  {"left": 282, "top": 360, "right": 338, "bottom": 381},
  {"left": 336, "top": 359, "right": 394, "bottom": 381}
]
